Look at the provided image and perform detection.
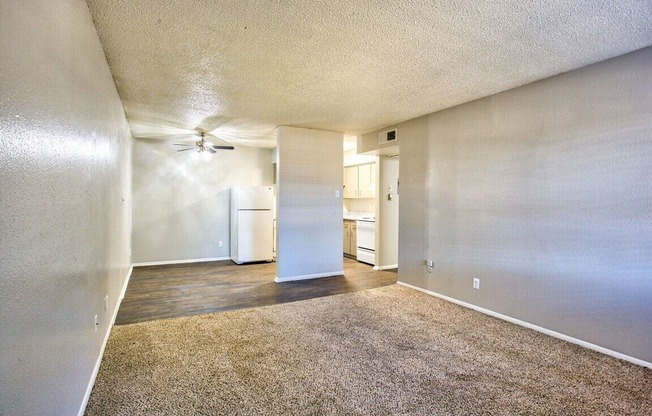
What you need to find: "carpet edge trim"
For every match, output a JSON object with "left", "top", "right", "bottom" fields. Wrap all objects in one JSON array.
[
  {"left": 78, "top": 264, "right": 133, "bottom": 416},
  {"left": 397, "top": 281, "right": 652, "bottom": 369}
]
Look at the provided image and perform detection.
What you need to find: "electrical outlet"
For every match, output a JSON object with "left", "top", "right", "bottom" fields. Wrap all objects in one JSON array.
[
  {"left": 473, "top": 278, "right": 480, "bottom": 290},
  {"left": 104, "top": 295, "right": 109, "bottom": 311},
  {"left": 94, "top": 314, "right": 99, "bottom": 333},
  {"left": 218, "top": 241, "right": 223, "bottom": 248}
]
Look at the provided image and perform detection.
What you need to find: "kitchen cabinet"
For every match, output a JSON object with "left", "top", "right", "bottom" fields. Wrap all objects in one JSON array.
[
  {"left": 358, "top": 163, "right": 375, "bottom": 198},
  {"left": 343, "top": 220, "right": 357, "bottom": 257},
  {"left": 343, "top": 166, "right": 358, "bottom": 198},
  {"left": 343, "top": 163, "right": 375, "bottom": 199}
]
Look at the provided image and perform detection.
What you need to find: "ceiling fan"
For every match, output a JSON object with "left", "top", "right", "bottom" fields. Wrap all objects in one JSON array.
[{"left": 173, "top": 131, "right": 235, "bottom": 153}]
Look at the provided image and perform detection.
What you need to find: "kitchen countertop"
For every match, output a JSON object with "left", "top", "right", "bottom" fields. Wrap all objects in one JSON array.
[{"left": 343, "top": 212, "right": 375, "bottom": 222}]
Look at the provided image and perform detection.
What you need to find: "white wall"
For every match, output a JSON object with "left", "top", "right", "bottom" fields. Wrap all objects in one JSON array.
[
  {"left": 276, "top": 127, "right": 343, "bottom": 281},
  {"left": 398, "top": 47, "right": 652, "bottom": 364},
  {"left": 0, "top": 1, "right": 132, "bottom": 414},
  {"left": 132, "top": 139, "right": 274, "bottom": 263}
]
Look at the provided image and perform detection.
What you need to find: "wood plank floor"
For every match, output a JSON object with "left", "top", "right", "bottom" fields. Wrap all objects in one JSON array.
[{"left": 116, "top": 258, "right": 397, "bottom": 325}]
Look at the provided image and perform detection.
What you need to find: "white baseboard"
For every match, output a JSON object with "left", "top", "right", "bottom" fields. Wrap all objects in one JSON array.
[
  {"left": 78, "top": 265, "right": 133, "bottom": 416},
  {"left": 118, "top": 265, "right": 133, "bottom": 302},
  {"left": 133, "top": 256, "right": 230, "bottom": 267},
  {"left": 275, "top": 270, "right": 344, "bottom": 283},
  {"left": 374, "top": 264, "right": 398, "bottom": 271},
  {"left": 397, "top": 281, "right": 652, "bottom": 370}
]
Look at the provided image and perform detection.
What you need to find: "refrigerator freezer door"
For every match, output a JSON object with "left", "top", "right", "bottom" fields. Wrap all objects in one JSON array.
[
  {"left": 236, "top": 210, "right": 274, "bottom": 263},
  {"left": 234, "top": 186, "right": 274, "bottom": 210}
]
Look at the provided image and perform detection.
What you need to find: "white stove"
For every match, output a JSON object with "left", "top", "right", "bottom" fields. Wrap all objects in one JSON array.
[{"left": 356, "top": 218, "right": 375, "bottom": 265}]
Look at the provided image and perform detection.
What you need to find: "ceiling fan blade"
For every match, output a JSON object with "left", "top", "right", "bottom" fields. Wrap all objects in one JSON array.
[
  {"left": 212, "top": 145, "right": 235, "bottom": 150},
  {"left": 207, "top": 147, "right": 217, "bottom": 154},
  {"left": 173, "top": 143, "right": 195, "bottom": 147},
  {"left": 177, "top": 147, "right": 196, "bottom": 152}
]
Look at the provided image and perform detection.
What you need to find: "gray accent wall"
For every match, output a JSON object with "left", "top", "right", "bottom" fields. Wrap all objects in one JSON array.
[
  {"left": 276, "top": 127, "right": 343, "bottom": 280},
  {"left": 398, "top": 47, "right": 652, "bottom": 363},
  {"left": 0, "top": 1, "right": 132, "bottom": 414},
  {"left": 131, "top": 138, "right": 274, "bottom": 263}
]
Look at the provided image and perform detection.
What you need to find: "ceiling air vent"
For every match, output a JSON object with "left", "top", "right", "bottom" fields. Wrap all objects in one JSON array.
[{"left": 378, "top": 128, "right": 397, "bottom": 145}]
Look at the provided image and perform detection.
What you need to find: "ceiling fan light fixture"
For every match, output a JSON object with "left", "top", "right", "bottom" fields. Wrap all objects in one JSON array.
[{"left": 173, "top": 130, "right": 234, "bottom": 156}]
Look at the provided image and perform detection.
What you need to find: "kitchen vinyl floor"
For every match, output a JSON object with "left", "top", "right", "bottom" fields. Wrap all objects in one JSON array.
[{"left": 116, "top": 258, "right": 397, "bottom": 325}]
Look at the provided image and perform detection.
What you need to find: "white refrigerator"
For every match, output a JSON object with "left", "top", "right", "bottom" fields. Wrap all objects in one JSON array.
[{"left": 230, "top": 186, "right": 274, "bottom": 264}]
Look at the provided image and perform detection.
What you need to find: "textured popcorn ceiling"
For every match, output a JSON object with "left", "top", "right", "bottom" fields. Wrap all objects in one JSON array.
[{"left": 86, "top": 1, "right": 652, "bottom": 147}]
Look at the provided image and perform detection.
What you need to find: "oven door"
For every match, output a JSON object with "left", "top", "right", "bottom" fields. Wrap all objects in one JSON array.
[
  {"left": 356, "top": 220, "right": 375, "bottom": 265},
  {"left": 356, "top": 247, "right": 375, "bottom": 265},
  {"left": 356, "top": 220, "right": 375, "bottom": 250}
]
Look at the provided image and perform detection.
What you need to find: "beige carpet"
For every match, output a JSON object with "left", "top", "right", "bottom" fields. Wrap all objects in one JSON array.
[{"left": 86, "top": 285, "right": 651, "bottom": 415}]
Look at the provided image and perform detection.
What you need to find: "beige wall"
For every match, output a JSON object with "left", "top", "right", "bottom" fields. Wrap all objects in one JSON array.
[
  {"left": 276, "top": 127, "right": 343, "bottom": 281},
  {"left": 376, "top": 156, "right": 399, "bottom": 268},
  {"left": 398, "top": 47, "right": 652, "bottom": 364},
  {"left": 358, "top": 125, "right": 400, "bottom": 157},
  {"left": 0, "top": 1, "right": 132, "bottom": 414},
  {"left": 131, "top": 139, "right": 274, "bottom": 263}
]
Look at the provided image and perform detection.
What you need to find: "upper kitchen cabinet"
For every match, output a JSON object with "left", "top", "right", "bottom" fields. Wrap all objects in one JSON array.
[
  {"left": 343, "top": 163, "right": 375, "bottom": 199},
  {"left": 358, "top": 163, "right": 375, "bottom": 198},
  {"left": 343, "top": 165, "right": 358, "bottom": 198}
]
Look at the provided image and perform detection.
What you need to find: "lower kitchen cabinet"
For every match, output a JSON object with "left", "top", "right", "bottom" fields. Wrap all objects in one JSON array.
[{"left": 343, "top": 220, "right": 357, "bottom": 257}]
